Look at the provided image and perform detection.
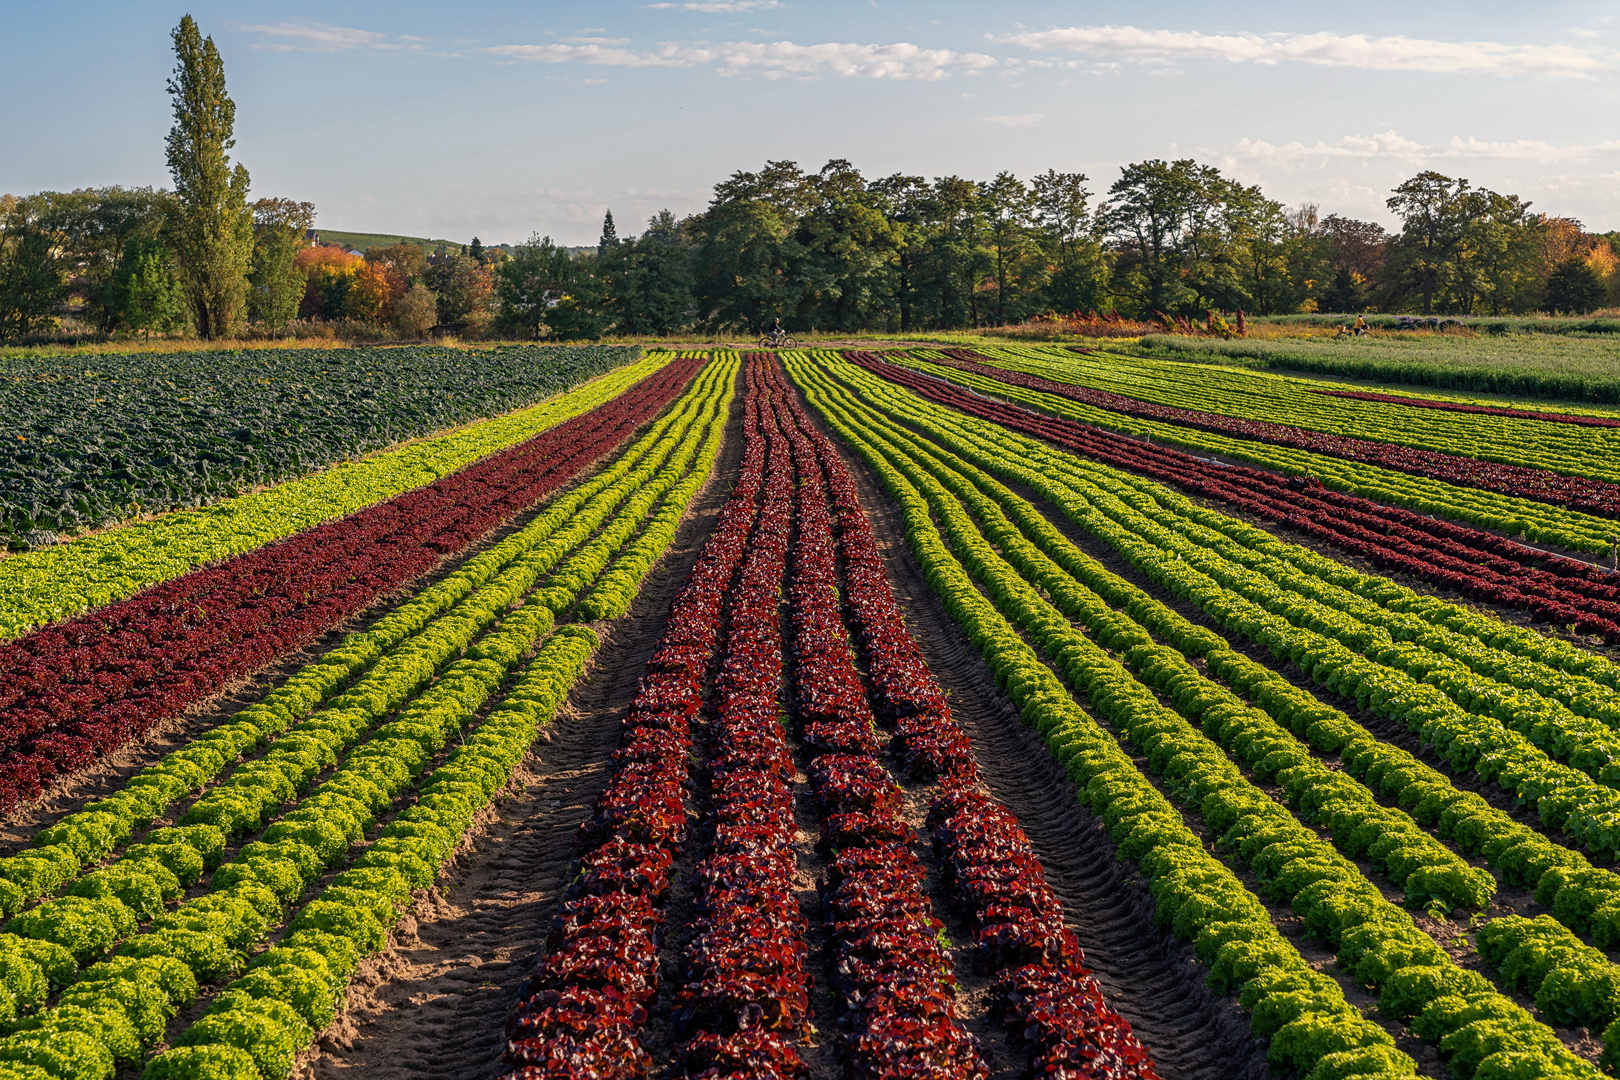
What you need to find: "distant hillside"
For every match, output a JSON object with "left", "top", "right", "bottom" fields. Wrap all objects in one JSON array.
[
  {"left": 313, "top": 230, "right": 596, "bottom": 257},
  {"left": 315, "top": 229, "right": 465, "bottom": 252}
]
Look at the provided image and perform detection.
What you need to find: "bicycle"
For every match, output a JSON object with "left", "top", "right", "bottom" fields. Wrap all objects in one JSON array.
[{"left": 757, "top": 331, "right": 799, "bottom": 349}]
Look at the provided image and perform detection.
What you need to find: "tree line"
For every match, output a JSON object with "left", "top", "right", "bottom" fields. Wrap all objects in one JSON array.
[
  {"left": 513, "top": 159, "right": 1618, "bottom": 338},
  {"left": 2, "top": 16, "right": 1616, "bottom": 342}
]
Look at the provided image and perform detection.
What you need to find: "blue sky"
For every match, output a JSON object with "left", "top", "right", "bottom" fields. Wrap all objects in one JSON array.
[{"left": 4, "top": 1, "right": 1619, "bottom": 244}]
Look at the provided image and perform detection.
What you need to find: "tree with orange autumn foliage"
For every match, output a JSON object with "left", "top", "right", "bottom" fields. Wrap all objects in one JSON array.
[
  {"left": 294, "top": 245, "right": 360, "bottom": 320},
  {"left": 345, "top": 258, "right": 403, "bottom": 323}
]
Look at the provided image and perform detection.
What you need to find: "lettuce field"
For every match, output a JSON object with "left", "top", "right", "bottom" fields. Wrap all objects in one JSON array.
[{"left": 3, "top": 342, "right": 1620, "bottom": 1080}]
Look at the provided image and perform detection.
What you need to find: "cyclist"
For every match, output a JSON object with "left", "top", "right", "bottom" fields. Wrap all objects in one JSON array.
[{"left": 769, "top": 317, "right": 786, "bottom": 344}]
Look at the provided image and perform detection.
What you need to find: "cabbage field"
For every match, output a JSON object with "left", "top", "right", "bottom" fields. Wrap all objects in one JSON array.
[{"left": 0, "top": 345, "right": 636, "bottom": 549}]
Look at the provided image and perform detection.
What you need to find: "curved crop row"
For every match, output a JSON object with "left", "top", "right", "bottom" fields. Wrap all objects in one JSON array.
[
  {"left": 0, "top": 359, "right": 702, "bottom": 818},
  {"left": 836, "top": 369, "right": 1620, "bottom": 909},
  {"left": 886, "top": 350, "right": 1620, "bottom": 553},
  {"left": 668, "top": 379, "right": 813, "bottom": 1075},
  {"left": 975, "top": 344, "right": 1620, "bottom": 486},
  {"left": 0, "top": 359, "right": 736, "bottom": 927},
  {"left": 0, "top": 593, "right": 561, "bottom": 1080},
  {"left": 761, "top": 377, "right": 988, "bottom": 1079},
  {"left": 807, "top": 354, "right": 1620, "bottom": 1061},
  {"left": 951, "top": 350, "right": 1620, "bottom": 635},
  {"left": 874, "top": 353, "right": 1620, "bottom": 643},
  {"left": 0, "top": 351, "right": 674, "bottom": 641},
  {"left": 832, "top": 388, "right": 1490, "bottom": 911},
  {"left": 790, "top": 350, "right": 1603, "bottom": 1080},
  {"left": 836, "top": 353, "right": 1620, "bottom": 898},
  {"left": 504, "top": 357, "right": 1157, "bottom": 1079},
  {"left": 142, "top": 625, "right": 600, "bottom": 1080},
  {"left": 1306, "top": 386, "right": 1620, "bottom": 428}
]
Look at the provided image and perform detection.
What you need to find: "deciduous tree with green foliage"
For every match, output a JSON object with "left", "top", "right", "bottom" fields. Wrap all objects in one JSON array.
[
  {"left": 691, "top": 160, "right": 807, "bottom": 331},
  {"left": 1383, "top": 171, "right": 1477, "bottom": 315},
  {"left": 600, "top": 210, "right": 694, "bottom": 336},
  {"left": 248, "top": 197, "right": 313, "bottom": 329},
  {"left": 920, "top": 175, "right": 991, "bottom": 328},
  {"left": 1545, "top": 257, "right": 1607, "bottom": 314},
  {"left": 0, "top": 205, "right": 67, "bottom": 339},
  {"left": 1102, "top": 158, "right": 1263, "bottom": 318},
  {"left": 868, "top": 173, "right": 931, "bottom": 332},
  {"left": 981, "top": 171, "right": 1035, "bottom": 326},
  {"left": 111, "top": 235, "right": 188, "bottom": 337},
  {"left": 164, "top": 14, "right": 253, "bottom": 339},
  {"left": 1030, "top": 169, "right": 1110, "bottom": 315},
  {"left": 425, "top": 253, "right": 494, "bottom": 330},
  {"left": 790, "top": 159, "right": 899, "bottom": 331},
  {"left": 494, "top": 235, "right": 592, "bottom": 338}
]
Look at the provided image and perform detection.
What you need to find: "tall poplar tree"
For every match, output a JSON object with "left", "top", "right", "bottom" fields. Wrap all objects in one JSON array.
[{"left": 165, "top": 15, "right": 253, "bottom": 338}]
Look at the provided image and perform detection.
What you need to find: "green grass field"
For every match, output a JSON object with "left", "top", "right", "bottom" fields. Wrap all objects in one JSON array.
[
  {"left": 315, "top": 229, "right": 466, "bottom": 252},
  {"left": 1136, "top": 332, "right": 1620, "bottom": 403}
]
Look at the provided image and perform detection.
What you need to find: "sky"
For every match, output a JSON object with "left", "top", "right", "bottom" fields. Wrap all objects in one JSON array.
[{"left": 4, "top": 1, "right": 1620, "bottom": 245}]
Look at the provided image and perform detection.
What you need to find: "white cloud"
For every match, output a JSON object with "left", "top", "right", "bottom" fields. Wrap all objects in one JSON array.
[
  {"left": 1002, "top": 25, "right": 1608, "bottom": 77},
  {"left": 485, "top": 39, "right": 994, "bottom": 79},
  {"left": 485, "top": 42, "right": 660, "bottom": 66},
  {"left": 1217, "top": 130, "right": 1620, "bottom": 170},
  {"left": 985, "top": 113, "right": 1043, "bottom": 126},
  {"left": 644, "top": 1, "right": 785, "bottom": 11},
  {"left": 239, "top": 22, "right": 393, "bottom": 51}
]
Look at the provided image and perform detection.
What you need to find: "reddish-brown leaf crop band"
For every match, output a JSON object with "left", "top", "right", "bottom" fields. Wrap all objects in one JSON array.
[
  {"left": 771, "top": 362, "right": 987, "bottom": 1079},
  {"left": 501, "top": 357, "right": 1159, "bottom": 1079},
  {"left": 503, "top": 363, "right": 767, "bottom": 1080},
  {"left": 1306, "top": 386, "right": 1620, "bottom": 428},
  {"left": 0, "top": 359, "right": 703, "bottom": 816},
  {"left": 851, "top": 352, "right": 1620, "bottom": 642},
  {"left": 929, "top": 349, "right": 1620, "bottom": 519},
  {"left": 669, "top": 370, "right": 811, "bottom": 1076},
  {"left": 766, "top": 358, "right": 1159, "bottom": 1080}
]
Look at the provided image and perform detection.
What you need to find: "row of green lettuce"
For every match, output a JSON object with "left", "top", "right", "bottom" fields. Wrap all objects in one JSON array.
[
  {"left": 0, "top": 350, "right": 670, "bottom": 641},
  {"left": 0, "top": 359, "right": 731, "bottom": 924},
  {"left": 815, "top": 352, "right": 1620, "bottom": 1044},
  {"left": 834, "top": 349, "right": 1620, "bottom": 922}
]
